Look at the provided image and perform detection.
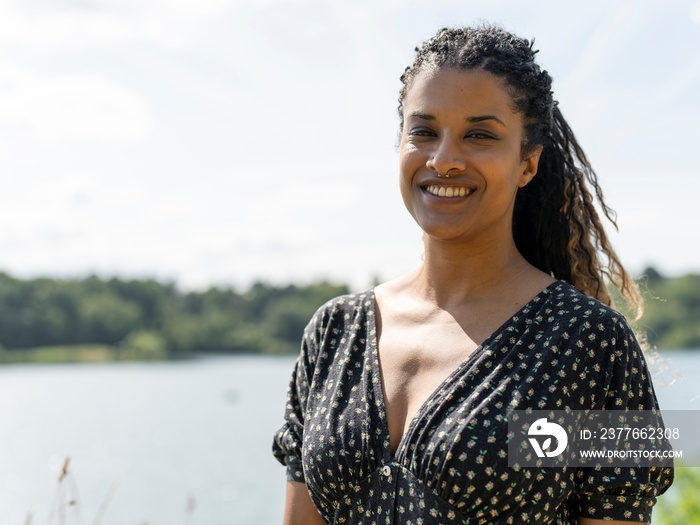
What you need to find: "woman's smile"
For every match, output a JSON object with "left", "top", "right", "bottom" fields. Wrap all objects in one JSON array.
[{"left": 422, "top": 183, "right": 475, "bottom": 198}]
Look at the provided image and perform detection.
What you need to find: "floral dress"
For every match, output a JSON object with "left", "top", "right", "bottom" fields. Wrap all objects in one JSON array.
[{"left": 272, "top": 281, "right": 673, "bottom": 524}]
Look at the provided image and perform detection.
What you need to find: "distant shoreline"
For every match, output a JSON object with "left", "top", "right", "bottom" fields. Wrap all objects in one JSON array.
[
  {"left": 0, "top": 344, "right": 157, "bottom": 364},
  {"left": 1, "top": 343, "right": 697, "bottom": 366}
]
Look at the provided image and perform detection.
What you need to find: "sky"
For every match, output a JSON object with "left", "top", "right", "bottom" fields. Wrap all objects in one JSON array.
[{"left": 0, "top": 0, "right": 699, "bottom": 291}]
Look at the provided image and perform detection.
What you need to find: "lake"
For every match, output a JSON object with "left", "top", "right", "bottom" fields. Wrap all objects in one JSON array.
[{"left": 1, "top": 350, "right": 698, "bottom": 525}]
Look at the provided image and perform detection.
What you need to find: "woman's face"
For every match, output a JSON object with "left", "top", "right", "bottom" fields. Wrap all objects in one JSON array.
[{"left": 399, "top": 67, "right": 541, "bottom": 246}]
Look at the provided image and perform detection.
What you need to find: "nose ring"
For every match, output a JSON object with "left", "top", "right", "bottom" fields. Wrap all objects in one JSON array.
[{"left": 438, "top": 168, "right": 455, "bottom": 178}]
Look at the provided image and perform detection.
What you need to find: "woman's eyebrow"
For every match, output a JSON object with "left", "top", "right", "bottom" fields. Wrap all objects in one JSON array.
[
  {"left": 407, "top": 113, "right": 506, "bottom": 127},
  {"left": 408, "top": 112, "right": 434, "bottom": 120},
  {"left": 467, "top": 115, "right": 506, "bottom": 126}
]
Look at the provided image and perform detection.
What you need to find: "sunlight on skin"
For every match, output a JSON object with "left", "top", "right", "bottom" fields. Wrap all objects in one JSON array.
[{"left": 283, "top": 481, "right": 325, "bottom": 525}]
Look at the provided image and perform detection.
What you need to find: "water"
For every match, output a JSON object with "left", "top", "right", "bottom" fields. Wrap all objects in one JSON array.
[
  {"left": 647, "top": 350, "right": 700, "bottom": 409},
  {"left": 0, "top": 355, "right": 296, "bottom": 525},
  {"left": 0, "top": 351, "right": 698, "bottom": 525}
]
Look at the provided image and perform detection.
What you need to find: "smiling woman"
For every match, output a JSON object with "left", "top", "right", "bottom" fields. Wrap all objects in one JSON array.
[
  {"left": 272, "top": 26, "right": 673, "bottom": 524},
  {"left": 399, "top": 68, "right": 540, "bottom": 248}
]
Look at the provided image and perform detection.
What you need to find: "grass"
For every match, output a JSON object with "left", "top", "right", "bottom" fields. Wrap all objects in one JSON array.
[
  {"left": 0, "top": 344, "right": 124, "bottom": 364},
  {"left": 24, "top": 456, "right": 195, "bottom": 525},
  {"left": 0, "top": 344, "right": 175, "bottom": 364},
  {"left": 23, "top": 457, "right": 120, "bottom": 525}
]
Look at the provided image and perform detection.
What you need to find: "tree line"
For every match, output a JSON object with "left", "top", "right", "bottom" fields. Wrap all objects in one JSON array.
[
  {"left": 0, "top": 271, "right": 347, "bottom": 359},
  {"left": 635, "top": 267, "right": 700, "bottom": 350},
  {"left": 0, "top": 268, "right": 697, "bottom": 361}
]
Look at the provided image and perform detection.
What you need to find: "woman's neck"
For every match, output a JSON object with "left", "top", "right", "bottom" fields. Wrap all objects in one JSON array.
[{"left": 409, "top": 234, "right": 545, "bottom": 308}]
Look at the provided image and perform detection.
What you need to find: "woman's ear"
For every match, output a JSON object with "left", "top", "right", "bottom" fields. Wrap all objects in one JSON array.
[{"left": 518, "top": 144, "right": 543, "bottom": 188}]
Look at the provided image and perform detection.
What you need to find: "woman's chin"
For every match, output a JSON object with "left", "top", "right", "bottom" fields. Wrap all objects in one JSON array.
[{"left": 419, "top": 224, "right": 472, "bottom": 243}]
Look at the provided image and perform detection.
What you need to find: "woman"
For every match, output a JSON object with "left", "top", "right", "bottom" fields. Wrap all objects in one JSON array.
[{"left": 273, "top": 26, "right": 673, "bottom": 524}]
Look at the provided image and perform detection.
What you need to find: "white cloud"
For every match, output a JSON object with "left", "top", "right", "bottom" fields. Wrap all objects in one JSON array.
[
  {"left": 558, "top": 0, "right": 655, "bottom": 98},
  {"left": 0, "top": 0, "right": 697, "bottom": 289},
  {"left": 608, "top": 192, "right": 700, "bottom": 277},
  {"left": 0, "top": 3, "right": 137, "bottom": 48},
  {"left": 0, "top": 172, "right": 138, "bottom": 239},
  {"left": 97, "top": 0, "right": 239, "bottom": 19},
  {"left": 0, "top": 172, "right": 172, "bottom": 280},
  {"left": 0, "top": 0, "right": 284, "bottom": 49},
  {"left": 692, "top": 2, "right": 700, "bottom": 23},
  {"left": 0, "top": 62, "right": 152, "bottom": 143}
]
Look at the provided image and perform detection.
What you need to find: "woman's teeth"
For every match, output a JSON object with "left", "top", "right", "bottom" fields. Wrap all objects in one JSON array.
[{"left": 426, "top": 185, "right": 472, "bottom": 197}]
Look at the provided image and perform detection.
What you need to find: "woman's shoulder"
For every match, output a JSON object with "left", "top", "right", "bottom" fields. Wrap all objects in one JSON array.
[
  {"left": 550, "top": 280, "right": 628, "bottom": 321},
  {"left": 304, "top": 288, "right": 375, "bottom": 336},
  {"left": 297, "top": 289, "right": 375, "bottom": 367},
  {"left": 545, "top": 280, "right": 637, "bottom": 344}
]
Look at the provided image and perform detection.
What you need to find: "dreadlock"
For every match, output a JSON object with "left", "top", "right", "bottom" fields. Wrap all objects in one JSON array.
[{"left": 398, "top": 25, "right": 642, "bottom": 319}]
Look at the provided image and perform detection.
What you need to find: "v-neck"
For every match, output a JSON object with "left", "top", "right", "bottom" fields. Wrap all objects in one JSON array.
[{"left": 367, "top": 281, "right": 561, "bottom": 462}]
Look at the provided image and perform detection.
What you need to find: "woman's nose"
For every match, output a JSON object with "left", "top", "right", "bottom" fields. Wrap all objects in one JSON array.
[{"left": 425, "top": 136, "right": 467, "bottom": 175}]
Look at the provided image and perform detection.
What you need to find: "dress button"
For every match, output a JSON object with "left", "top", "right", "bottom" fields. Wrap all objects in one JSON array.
[{"left": 382, "top": 465, "right": 391, "bottom": 477}]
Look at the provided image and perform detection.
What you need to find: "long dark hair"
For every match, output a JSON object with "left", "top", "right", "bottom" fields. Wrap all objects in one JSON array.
[{"left": 398, "top": 25, "right": 642, "bottom": 318}]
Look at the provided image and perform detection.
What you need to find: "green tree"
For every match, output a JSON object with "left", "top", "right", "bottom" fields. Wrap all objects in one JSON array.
[
  {"left": 79, "top": 293, "right": 142, "bottom": 344},
  {"left": 640, "top": 271, "right": 700, "bottom": 349},
  {"left": 123, "top": 330, "right": 168, "bottom": 360}
]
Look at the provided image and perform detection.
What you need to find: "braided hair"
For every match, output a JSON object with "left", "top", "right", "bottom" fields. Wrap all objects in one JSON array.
[{"left": 399, "top": 26, "right": 642, "bottom": 318}]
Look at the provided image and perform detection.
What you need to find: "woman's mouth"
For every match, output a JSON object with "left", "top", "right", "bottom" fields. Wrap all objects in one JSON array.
[{"left": 424, "top": 185, "right": 474, "bottom": 198}]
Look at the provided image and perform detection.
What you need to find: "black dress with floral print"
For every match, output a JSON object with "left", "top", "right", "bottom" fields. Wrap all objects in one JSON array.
[{"left": 273, "top": 281, "right": 673, "bottom": 524}]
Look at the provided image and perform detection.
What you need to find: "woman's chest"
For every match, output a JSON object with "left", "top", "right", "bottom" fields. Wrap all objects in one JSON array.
[
  {"left": 376, "top": 320, "right": 481, "bottom": 456},
  {"left": 301, "top": 337, "right": 583, "bottom": 517},
  {"left": 303, "top": 322, "right": 604, "bottom": 472}
]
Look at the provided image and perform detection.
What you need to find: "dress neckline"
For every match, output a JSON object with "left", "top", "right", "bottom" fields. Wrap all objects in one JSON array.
[{"left": 366, "top": 280, "right": 564, "bottom": 461}]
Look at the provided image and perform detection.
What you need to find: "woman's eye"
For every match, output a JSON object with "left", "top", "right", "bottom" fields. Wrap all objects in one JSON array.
[
  {"left": 467, "top": 132, "right": 495, "bottom": 140},
  {"left": 408, "top": 128, "right": 435, "bottom": 137}
]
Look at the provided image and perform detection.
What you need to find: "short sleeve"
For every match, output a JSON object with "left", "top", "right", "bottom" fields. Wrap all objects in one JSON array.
[
  {"left": 272, "top": 314, "right": 320, "bottom": 483},
  {"left": 573, "top": 316, "right": 674, "bottom": 522}
]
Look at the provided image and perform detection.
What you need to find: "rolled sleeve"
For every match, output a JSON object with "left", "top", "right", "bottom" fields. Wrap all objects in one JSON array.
[
  {"left": 272, "top": 353, "right": 309, "bottom": 482},
  {"left": 573, "top": 316, "right": 674, "bottom": 522},
  {"left": 573, "top": 465, "right": 674, "bottom": 522},
  {"left": 272, "top": 312, "right": 322, "bottom": 484}
]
